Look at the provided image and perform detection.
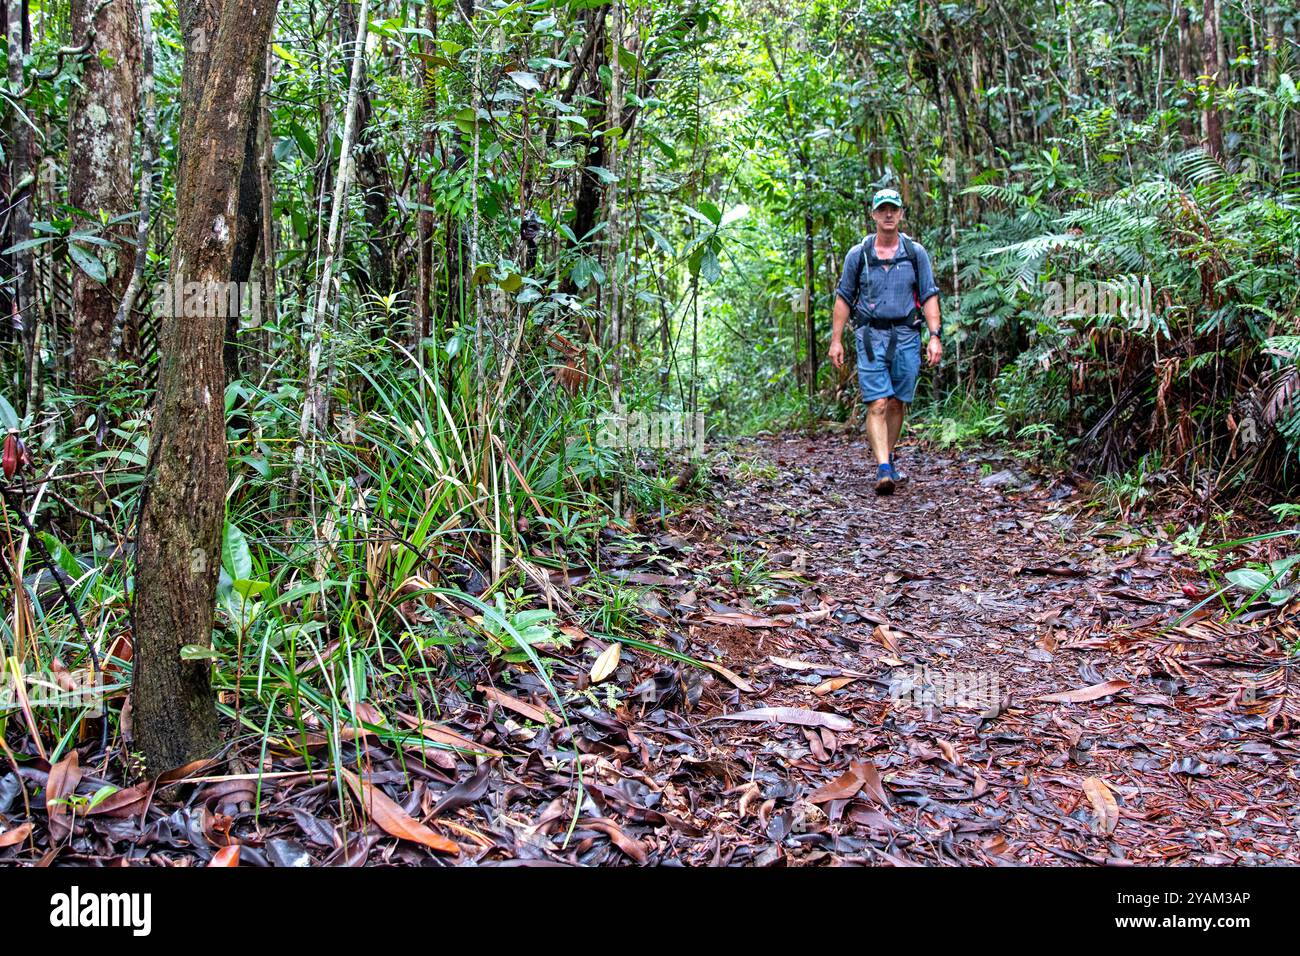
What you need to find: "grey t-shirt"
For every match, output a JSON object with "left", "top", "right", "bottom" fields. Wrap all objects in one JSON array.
[{"left": 836, "top": 233, "right": 940, "bottom": 326}]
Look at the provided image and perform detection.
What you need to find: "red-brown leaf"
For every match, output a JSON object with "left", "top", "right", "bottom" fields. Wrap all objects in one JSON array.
[
  {"left": 341, "top": 769, "right": 460, "bottom": 855},
  {"left": 0, "top": 823, "right": 32, "bottom": 848},
  {"left": 1035, "top": 679, "right": 1131, "bottom": 703},
  {"left": 208, "top": 844, "right": 241, "bottom": 867},
  {"left": 45, "top": 751, "right": 82, "bottom": 842}
]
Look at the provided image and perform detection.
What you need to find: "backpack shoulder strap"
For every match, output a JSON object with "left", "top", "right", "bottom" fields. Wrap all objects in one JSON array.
[
  {"left": 898, "top": 233, "right": 917, "bottom": 266},
  {"left": 899, "top": 233, "right": 922, "bottom": 312},
  {"left": 851, "top": 236, "right": 873, "bottom": 310}
]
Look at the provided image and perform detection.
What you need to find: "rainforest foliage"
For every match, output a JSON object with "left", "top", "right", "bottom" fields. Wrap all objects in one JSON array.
[{"left": 1, "top": 0, "right": 1298, "bottom": 769}]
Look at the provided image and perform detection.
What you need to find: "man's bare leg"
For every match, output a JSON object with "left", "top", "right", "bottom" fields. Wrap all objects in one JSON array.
[
  {"left": 885, "top": 398, "right": 906, "bottom": 460},
  {"left": 867, "top": 398, "right": 891, "bottom": 465}
]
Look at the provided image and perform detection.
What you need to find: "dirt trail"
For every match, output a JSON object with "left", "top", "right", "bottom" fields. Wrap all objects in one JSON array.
[
  {"left": 659, "top": 433, "right": 1299, "bottom": 865},
  {"left": 9, "top": 434, "right": 1296, "bottom": 867}
]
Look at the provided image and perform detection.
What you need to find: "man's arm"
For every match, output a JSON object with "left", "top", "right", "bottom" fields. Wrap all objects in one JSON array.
[
  {"left": 830, "top": 246, "right": 861, "bottom": 369},
  {"left": 830, "top": 295, "right": 851, "bottom": 368},
  {"left": 915, "top": 245, "right": 943, "bottom": 367},
  {"left": 923, "top": 294, "right": 941, "bottom": 335},
  {"left": 923, "top": 294, "right": 943, "bottom": 365}
]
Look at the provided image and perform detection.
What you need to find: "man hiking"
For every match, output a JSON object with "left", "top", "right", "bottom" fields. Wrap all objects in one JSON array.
[{"left": 828, "top": 188, "right": 943, "bottom": 495}]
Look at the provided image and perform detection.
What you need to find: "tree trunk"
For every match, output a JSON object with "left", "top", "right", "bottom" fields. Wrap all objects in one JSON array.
[
  {"left": 1176, "top": 0, "right": 1197, "bottom": 145},
  {"left": 803, "top": 211, "right": 816, "bottom": 400},
  {"left": 293, "top": 0, "right": 368, "bottom": 493},
  {"left": 1201, "top": 0, "right": 1224, "bottom": 160},
  {"left": 414, "top": 0, "right": 437, "bottom": 350},
  {"left": 341, "top": 0, "right": 391, "bottom": 302},
  {"left": 110, "top": 0, "right": 158, "bottom": 368},
  {"left": 225, "top": 111, "right": 263, "bottom": 383},
  {"left": 6, "top": 0, "right": 36, "bottom": 414},
  {"left": 256, "top": 45, "right": 278, "bottom": 360},
  {"left": 131, "top": 0, "right": 278, "bottom": 772},
  {"left": 561, "top": 4, "right": 608, "bottom": 302},
  {"left": 68, "top": 0, "right": 141, "bottom": 390}
]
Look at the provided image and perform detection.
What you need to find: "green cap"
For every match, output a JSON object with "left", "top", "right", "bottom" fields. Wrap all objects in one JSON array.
[{"left": 872, "top": 188, "right": 902, "bottom": 210}]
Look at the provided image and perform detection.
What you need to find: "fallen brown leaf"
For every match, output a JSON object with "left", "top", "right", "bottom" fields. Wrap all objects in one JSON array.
[
  {"left": 808, "top": 760, "right": 888, "bottom": 806},
  {"left": 701, "top": 612, "right": 790, "bottom": 629},
  {"left": 394, "top": 711, "right": 503, "bottom": 758},
  {"left": 711, "top": 706, "right": 853, "bottom": 731},
  {"left": 476, "top": 685, "right": 558, "bottom": 725},
  {"left": 45, "top": 751, "right": 81, "bottom": 842},
  {"left": 341, "top": 769, "right": 460, "bottom": 855},
  {"left": 0, "top": 823, "right": 32, "bottom": 848},
  {"left": 813, "top": 676, "right": 857, "bottom": 696},
  {"left": 872, "top": 624, "right": 904, "bottom": 655},
  {"left": 580, "top": 817, "right": 648, "bottom": 864},
  {"left": 702, "top": 659, "right": 756, "bottom": 693},
  {"left": 769, "top": 656, "right": 817, "bottom": 670},
  {"left": 590, "top": 642, "right": 621, "bottom": 683},
  {"left": 1083, "top": 777, "right": 1120, "bottom": 835},
  {"left": 208, "top": 845, "right": 241, "bottom": 867},
  {"left": 1035, "top": 679, "right": 1131, "bottom": 703}
]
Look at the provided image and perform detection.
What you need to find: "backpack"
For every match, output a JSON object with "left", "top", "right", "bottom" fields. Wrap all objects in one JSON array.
[{"left": 852, "top": 232, "right": 922, "bottom": 330}]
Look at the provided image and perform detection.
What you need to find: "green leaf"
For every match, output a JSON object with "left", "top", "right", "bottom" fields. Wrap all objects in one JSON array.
[
  {"left": 683, "top": 203, "right": 721, "bottom": 227},
  {"left": 68, "top": 243, "right": 107, "bottom": 284},
  {"left": 38, "top": 533, "right": 83, "bottom": 580},
  {"left": 507, "top": 71, "right": 541, "bottom": 91},
  {"left": 232, "top": 579, "right": 272, "bottom": 599},
  {"left": 180, "top": 645, "right": 220, "bottom": 661},
  {"left": 288, "top": 121, "right": 316, "bottom": 161},
  {"left": 644, "top": 225, "right": 675, "bottom": 256},
  {"left": 720, "top": 203, "right": 750, "bottom": 227},
  {"left": 272, "top": 43, "right": 300, "bottom": 67},
  {"left": 67, "top": 231, "right": 120, "bottom": 248},
  {"left": 88, "top": 785, "right": 119, "bottom": 810},
  {"left": 571, "top": 255, "right": 604, "bottom": 290},
  {"left": 239, "top": 454, "right": 270, "bottom": 478},
  {"left": 1226, "top": 568, "right": 1271, "bottom": 592},
  {"left": 699, "top": 245, "right": 722, "bottom": 283},
  {"left": 0, "top": 393, "right": 18, "bottom": 430},
  {"left": 222, "top": 522, "right": 253, "bottom": 583},
  {"left": 1, "top": 236, "right": 55, "bottom": 255},
  {"left": 453, "top": 108, "right": 477, "bottom": 135}
]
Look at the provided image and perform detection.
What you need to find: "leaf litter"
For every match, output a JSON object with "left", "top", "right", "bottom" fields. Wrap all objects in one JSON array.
[{"left": 4, "top": 434, "right": 1298, "bottom": 866}]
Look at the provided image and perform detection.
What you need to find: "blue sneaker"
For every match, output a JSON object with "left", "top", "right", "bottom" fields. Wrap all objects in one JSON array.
[
  {"left": 889, "top": 453, "right": 909, "bottom": 485},
  {"left": 875, "top": 462, "right": 896, "bottom": 496}
]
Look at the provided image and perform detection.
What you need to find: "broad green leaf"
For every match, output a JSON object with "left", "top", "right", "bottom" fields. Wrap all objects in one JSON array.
[
  {"left": 507, "top": 71, "right": 541, "bottom": 91},
  {"left": 720, "top": 203, "right": 750, "bottom": 227},
  {"left": 699, "top": 245, "right": 722, "bottom": 283},
  {"left": 232, "top": 579, "right": 272, "bottom": 599},
  {"left": 1226, "top": 568, "right": 1270, "bottom": 592},
  {"left": 0, "top": 393, "right": 18, "bottom": 430},
  {"left": 68, "top": 243, "right": 107, "bottom": 284},
  {"left": 222, "top": 522, "right": 253, "bottom": 583},
  {"left": 2, "top": 236, "right": 55, "bottom": 255}
]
